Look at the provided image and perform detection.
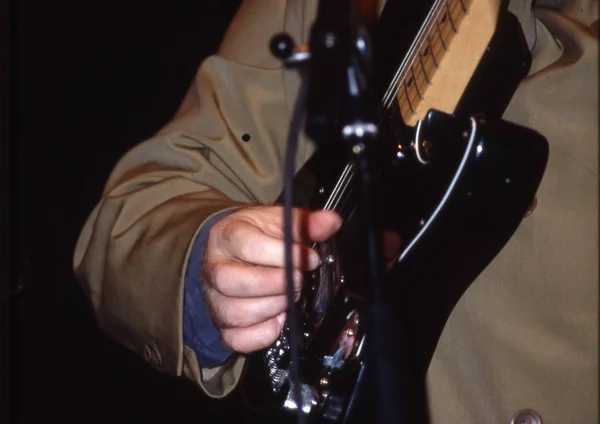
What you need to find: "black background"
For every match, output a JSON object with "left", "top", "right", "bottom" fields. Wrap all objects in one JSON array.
[{"left": 3, "top": 1, "right": 297, "bottom": 422}]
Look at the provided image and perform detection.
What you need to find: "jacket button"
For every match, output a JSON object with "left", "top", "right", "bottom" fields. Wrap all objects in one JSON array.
[
  {"left": 511, "top": 409, "right": 543, "bottom": 424},
  {"left": 524, "top": 196, "right": 538, "bottom": 217}
]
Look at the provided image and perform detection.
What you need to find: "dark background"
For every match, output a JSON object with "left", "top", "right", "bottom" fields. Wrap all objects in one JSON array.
[{"left": 3, "top": 1, "right": 302, "bottom": 422}]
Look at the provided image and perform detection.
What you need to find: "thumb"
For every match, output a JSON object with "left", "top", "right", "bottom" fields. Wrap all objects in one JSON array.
[{"left": 304, "top": 209, "right": 343, "bottom": 242}]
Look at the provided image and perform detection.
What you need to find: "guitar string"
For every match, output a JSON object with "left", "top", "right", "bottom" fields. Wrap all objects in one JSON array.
[
  {"left": 381, "top": 0, "right": 444, "bottom": 108},
  {"left": 382, "top": 0, "right": 448, "bottom": 108},
  {"left": 395, "top": 0, "right": 465, "bottom": 116},
  {"left": 393, "top": 0, "right": 467, "bottom": 113},
  {"left": 320, "top": 0, "right": 471, "bottom": 246},
  {"left": 386, "top": 0, "right": 467, "bottom": 110},
  {"left": 383, "top": 0, "right": 469, "bottom": 113}
]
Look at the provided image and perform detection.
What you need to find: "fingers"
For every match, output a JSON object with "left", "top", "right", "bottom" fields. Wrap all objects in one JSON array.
[
  {"left": 206, "top": 289, "right": 291, "bottom": 329},
  {"left": 294, "top": 208, "right": 343, "bottom": 242},
  {"left": 213, "top": 220, "right": 322, "bottom": 269},
  {"left": 221, "top": 313, "right": 286, "bottom": 354},
  {"left": 207, "top": 259, "right": 303, "bottom": 298},
  {"left": 202, "top": 205, "right": 344, "bottom": 355},
  {"left": 237, "top": 206, "right": 343, "bottom": 243}
]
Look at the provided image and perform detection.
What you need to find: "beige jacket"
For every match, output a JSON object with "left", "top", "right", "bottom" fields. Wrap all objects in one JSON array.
[{"left": 73, "top": 0, "right": 598, "bottom": 422}]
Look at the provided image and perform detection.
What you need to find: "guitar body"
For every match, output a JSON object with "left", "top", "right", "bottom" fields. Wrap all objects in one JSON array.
[{"left": 236, "top": 1, "right": 549, "bottom": 422}]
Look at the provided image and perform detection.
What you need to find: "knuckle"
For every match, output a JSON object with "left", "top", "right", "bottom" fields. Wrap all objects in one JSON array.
[
  {"left": 205, "top": 260, "right": 225, "bottom": 287},
  {"left": 236, "top": 233, "right": 255, "bottom": 260},
  {"left": 213, "top": 218, "right": 237, "bottom": 245},
  {"left": 220, "top": 298, "right": 243, "bottom": 327}
]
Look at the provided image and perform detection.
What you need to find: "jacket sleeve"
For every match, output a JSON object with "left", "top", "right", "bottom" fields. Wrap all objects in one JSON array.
[{"left": 72, "top": 0, "right": 303, "bottom": 398}]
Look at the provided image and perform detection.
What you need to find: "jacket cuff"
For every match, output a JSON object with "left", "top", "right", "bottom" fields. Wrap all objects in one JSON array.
[{"left": 183, "top": 208, "right": 239, "bottom": 368}]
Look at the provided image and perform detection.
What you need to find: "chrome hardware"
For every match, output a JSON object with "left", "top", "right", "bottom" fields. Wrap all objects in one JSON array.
[
  {"left": 314, "top": 240, "right": 340, "bottom": 317},
  {"left": 323, "top": 346, "right": 346, "bottom": 370},
  {"left": 337, "top": 311, "right": 361, "bottom": 360},
  {"left": 265, "top": 331, "right": 291, "bottom": 392},
  {"left": 283, "top": 383, "right": 319, "bottom": 414},
  {"left": 414, "top": 119, "right": 432, "bottom": 165}
]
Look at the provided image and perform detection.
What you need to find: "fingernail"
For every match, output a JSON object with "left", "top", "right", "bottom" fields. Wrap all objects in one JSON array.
[
  {"left": 276, "top": 313, "right": 286, "bottom": 327},
  {"left": 309, "top": 252, "right": 322, "bottom": 270},
  {"left": 294, "top": 291, "right": 302, "bottom": 302},
  {"left": 334, "top": 218, "right": 343, "bottom": 232}
]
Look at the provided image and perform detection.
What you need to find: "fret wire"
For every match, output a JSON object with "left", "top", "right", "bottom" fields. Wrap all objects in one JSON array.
[
  {"left": 403, "top": 81, "right": 415, "bottom": 114},
  {"left": 440, "top": 0, "right": 462, "bottom": 40},
  {"left": 449, "top": 0, "right": 466, "bottom": 31},
  {"left": 426, "top": 35, "right": 439, "bottom": 68},
  {"left": 399, "top": 84, "right": 420, "bottom": 115},
  {"left": 418, "top": 53, "right": 430, "bottom": 84},
  {"left": 446, "top": 1, "right": 457, "bottom": 32},
  {"left": 436, "top": 22, "right": 448, "bottom": 51},
  {"left": 402, "top": 82, "right": 420, "bottom": 111},
  {"left": 397, "top": 100, "right": 410, "bottom": 118},
  {"left": 441, "top": 17, "right": 456, "bottom": 41},
  {"left": 415, "top": 66, "right": 429, "bottom": 95},
  {"left": 431, "top": 35, "right": 445, "bottom": 65},
  {"left": 398, "top": 98, "right": 412, "bottom": 120},
  {"left": 390, "top": 0, "right": 449, "bottom": 105},
  {"left": 410, "top": 68, "right": 423, "bottom": 99},
  {"left": 438, "top": 10, "right": 457, "bottom": 45},
  {"left": 390, "top": 0, "right": 472, "bottom": 113},
  {"left": 411, "top": 1, "right": 459, "bottom": 85},
  {"left": 399, "top": 73, "right": 423, "bottom": 115},
  {"left": 400, "top": 100, "right": 412, "bottom": 118}
]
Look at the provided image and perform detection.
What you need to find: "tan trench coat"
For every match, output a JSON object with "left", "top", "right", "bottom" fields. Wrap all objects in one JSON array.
[{"left": 73, "top": 0, "right": 598, "bottom": 422}]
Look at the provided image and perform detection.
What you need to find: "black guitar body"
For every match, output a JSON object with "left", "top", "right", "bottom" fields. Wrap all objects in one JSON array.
[
  {"left": 347, "top": 111, "right": 549, "bottom": 424},
  {"left": 236, "top": 1, "right": 549, "bottom": 423}
]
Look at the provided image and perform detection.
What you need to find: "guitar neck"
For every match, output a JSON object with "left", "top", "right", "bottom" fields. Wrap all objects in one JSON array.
[{"left": 375, "top": 0, "right": 502, "bottom": 126}]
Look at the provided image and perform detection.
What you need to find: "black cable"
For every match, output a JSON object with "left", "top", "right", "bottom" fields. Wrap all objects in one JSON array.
[
  {"left": 283, "top": 70, "right": 310, "bottom": 424},
  {"left": 354, "top": 150, "right": 404, "bottom": 424}
]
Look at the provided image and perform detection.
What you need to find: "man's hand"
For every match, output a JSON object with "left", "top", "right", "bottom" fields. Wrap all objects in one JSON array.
[{"left": 202, "top": 206, "right": 342, "bottom": 354}]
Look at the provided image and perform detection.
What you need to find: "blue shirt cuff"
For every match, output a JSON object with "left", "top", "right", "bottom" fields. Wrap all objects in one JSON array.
[{"left": 183, "top": 208, "right": 238, "bottom": 368}]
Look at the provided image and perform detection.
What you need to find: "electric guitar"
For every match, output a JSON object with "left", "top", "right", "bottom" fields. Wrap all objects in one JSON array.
[{"left": 235, "top": 0, "right": 549, "bottom": 422}]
